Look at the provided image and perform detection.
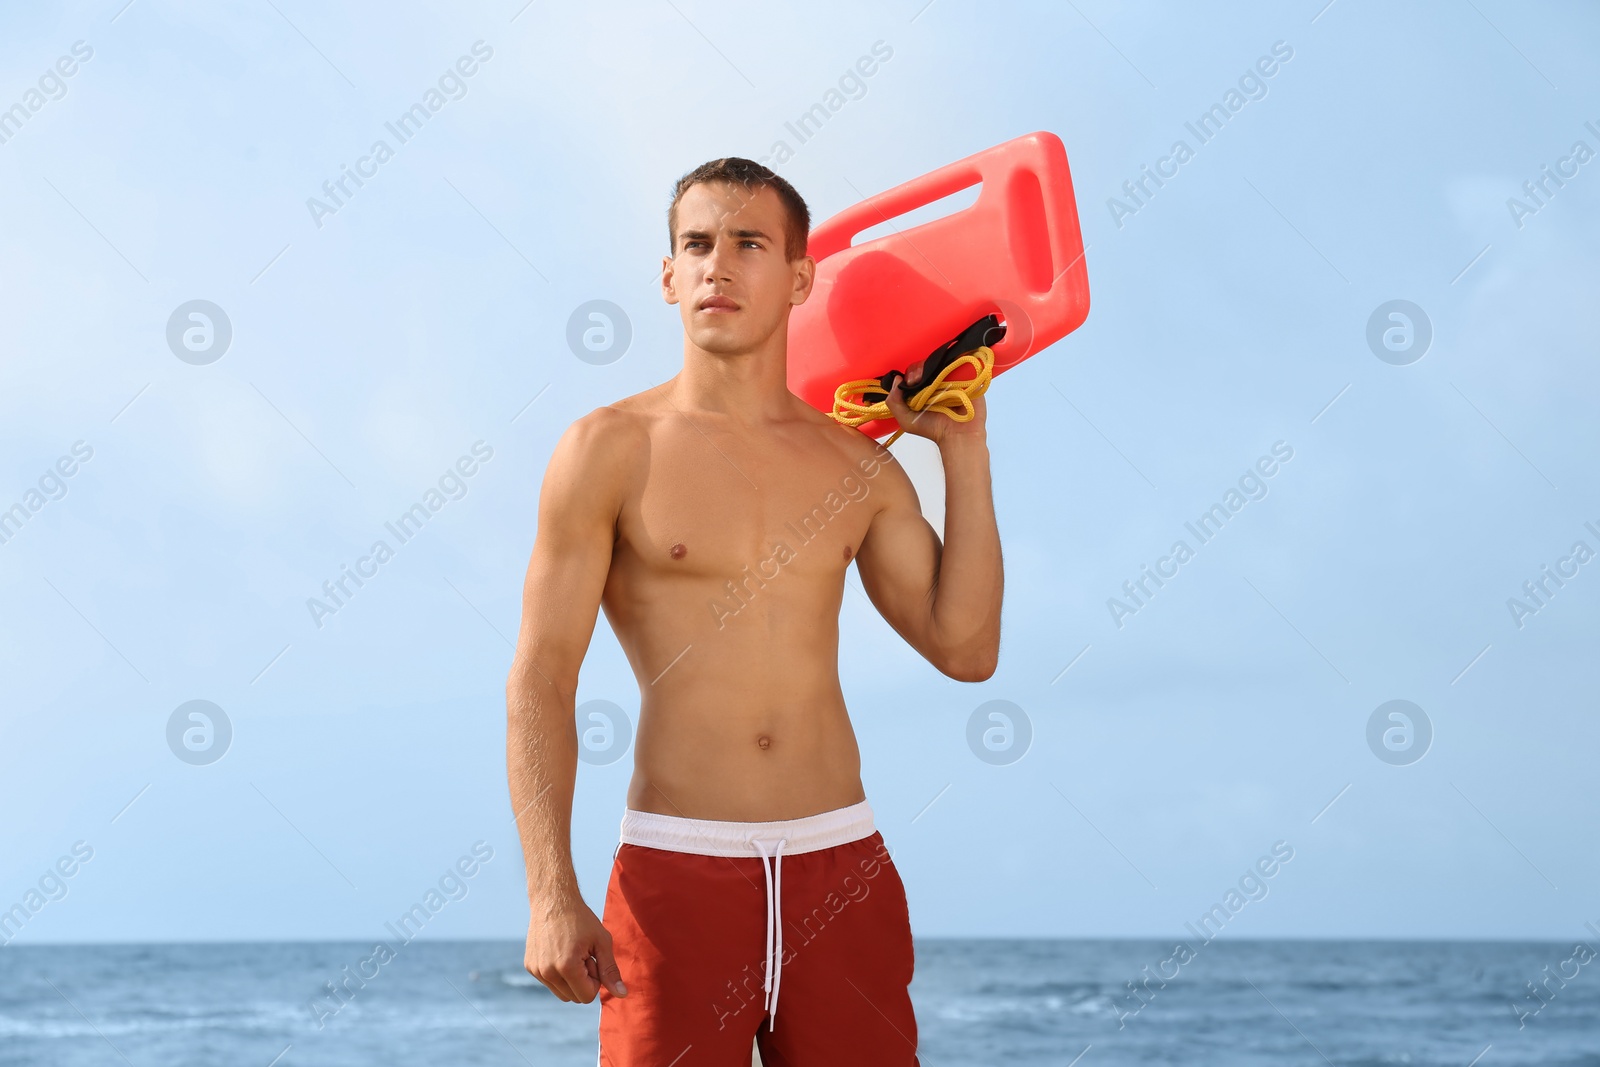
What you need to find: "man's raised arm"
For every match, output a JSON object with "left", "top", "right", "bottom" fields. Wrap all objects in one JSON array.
[
  {"left": 506, "top": 408, "right": 629, "bottom": 1003},
  {"left": 853, "top": 383, "right": 1003, "bottom": 682}
]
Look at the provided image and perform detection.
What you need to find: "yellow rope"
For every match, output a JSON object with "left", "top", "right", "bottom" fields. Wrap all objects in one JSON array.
[{"left": 827, "top": 344, "right": 995, "bottom": 447}]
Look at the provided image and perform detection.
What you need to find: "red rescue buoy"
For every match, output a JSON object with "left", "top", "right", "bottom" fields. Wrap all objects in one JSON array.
[{"left": 789, "top": 131, "right": 1091, "bottom": 440}]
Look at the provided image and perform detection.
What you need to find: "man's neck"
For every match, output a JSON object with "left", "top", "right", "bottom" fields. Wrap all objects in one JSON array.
[{"left": 671, "top": 337, "right": 798, "bottom": 424}]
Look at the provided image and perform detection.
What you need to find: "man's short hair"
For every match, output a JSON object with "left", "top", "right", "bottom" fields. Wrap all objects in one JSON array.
[{"left": 667, "top": 157, "right": 811, "bottom": 263}]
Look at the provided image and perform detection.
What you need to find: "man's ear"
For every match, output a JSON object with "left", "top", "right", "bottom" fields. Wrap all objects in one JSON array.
[
  {"left": 661, "top": 256, "right": 678, "bottom": 304},
  {"left": 790, "top": 255, "right": 816, "bottom": 305}
]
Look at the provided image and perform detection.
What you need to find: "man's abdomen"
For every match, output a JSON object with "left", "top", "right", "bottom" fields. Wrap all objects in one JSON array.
[{"left": 624, "top": 683, "right": 867, "bottom": 822}]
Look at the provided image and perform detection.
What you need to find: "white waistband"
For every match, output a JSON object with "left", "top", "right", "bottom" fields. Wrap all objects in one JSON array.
[{"left": 618, "top": 799, "right": 875, "bottom": 857}]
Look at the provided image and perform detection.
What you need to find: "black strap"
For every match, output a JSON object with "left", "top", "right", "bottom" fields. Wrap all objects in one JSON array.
[{"left": 861, "top": 314, "right": 1006, "bottom": 405}]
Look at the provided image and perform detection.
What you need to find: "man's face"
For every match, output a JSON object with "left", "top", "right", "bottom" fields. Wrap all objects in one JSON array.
[{"left": 662, "top": 181, "right": 814, "bottom": 356}]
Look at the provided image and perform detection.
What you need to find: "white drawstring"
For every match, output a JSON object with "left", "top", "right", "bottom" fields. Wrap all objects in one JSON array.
[{"left": 750, "top": 836, "right": 788, "bottom": 1030}]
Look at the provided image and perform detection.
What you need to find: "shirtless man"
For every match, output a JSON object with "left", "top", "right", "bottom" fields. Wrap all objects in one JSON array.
[{"left": 507, "top": 156, "right": 1003, "bottom": 1066}]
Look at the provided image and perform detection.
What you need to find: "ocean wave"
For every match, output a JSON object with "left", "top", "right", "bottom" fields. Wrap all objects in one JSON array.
[
  {"left": 932, "top": 991, "right": 1114, "bottom": 1023},
  {"left": 494, "top": 969, "right": 545, "bottom": 988}
]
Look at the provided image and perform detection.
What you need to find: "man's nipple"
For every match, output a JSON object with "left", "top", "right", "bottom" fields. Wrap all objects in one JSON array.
[
  {"left": 670, "top": 542, "right": 687, "bottom": 560},
  {"left": 842, "top": 545, "right": 853, "bottom": 561}
]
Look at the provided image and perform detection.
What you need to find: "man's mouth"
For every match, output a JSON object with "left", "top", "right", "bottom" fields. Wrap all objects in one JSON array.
[{"left": 699, "top": 296, "right": 739, "bottom": 313}]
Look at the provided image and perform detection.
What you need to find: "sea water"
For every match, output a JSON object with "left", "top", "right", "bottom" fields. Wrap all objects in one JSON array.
[{"left": 2, "top": 939, "right": 1596, "bottom": 1065}]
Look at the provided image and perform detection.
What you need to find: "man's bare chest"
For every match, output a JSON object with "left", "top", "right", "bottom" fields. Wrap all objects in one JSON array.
[{"left": 618, "top": 427, "right": 879, "bottom": 583}]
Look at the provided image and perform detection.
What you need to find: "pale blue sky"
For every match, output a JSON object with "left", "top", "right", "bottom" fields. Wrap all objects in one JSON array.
[{"left": 1, "top": 0, "right": 1597, "bottom": 946}]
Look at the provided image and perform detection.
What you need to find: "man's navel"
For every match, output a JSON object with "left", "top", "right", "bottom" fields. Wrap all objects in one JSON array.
[{"left": 756, "top": 734, "right": 772, "bottom": 751}]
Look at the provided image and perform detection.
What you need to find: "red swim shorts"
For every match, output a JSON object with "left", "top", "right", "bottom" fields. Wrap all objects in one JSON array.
[{"left": 596, "top": 799, "right": 921, "bottom": 1066}]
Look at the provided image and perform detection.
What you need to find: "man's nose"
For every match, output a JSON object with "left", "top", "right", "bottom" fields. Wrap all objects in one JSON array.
[{"left": 701, "top": 246, "right": 733, "bottom": 281}]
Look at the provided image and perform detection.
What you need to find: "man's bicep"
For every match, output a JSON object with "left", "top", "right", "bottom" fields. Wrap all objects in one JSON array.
[
  {"left": 513, "top": 412, "right": 625, "bottom": 691},
  {"left": 854, "top": 458, "right": 943, "bottom": 658}
]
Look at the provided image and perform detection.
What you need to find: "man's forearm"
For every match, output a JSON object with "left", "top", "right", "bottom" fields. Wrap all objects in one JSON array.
[
  {"left": 929, "top": 433, "right": 1003, "bottom": 678},
  {"left": 506, "top": 661, "right": 581, "bottom": 903}
]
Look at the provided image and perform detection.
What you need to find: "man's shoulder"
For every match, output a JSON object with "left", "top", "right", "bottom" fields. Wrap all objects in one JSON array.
[
  {"left": 566, "top": 389, "right": 663, "bottom": 445},
  {"left": 799, "top": 406, "right": 912, "bottom": 528},
  {"left": 550, "top": 400, "right": 652, "bottom": 488},
  {"left": 809, "top": 406, "right": 900, "bottom": 479}
]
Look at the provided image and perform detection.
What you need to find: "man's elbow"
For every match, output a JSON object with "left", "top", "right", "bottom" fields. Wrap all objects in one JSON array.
[
  {"left": 506, "top": 648, "right": 576, "bottom": 708},
  {"left": 941, "top": 646, "right": 999, "bottom": 683}
]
